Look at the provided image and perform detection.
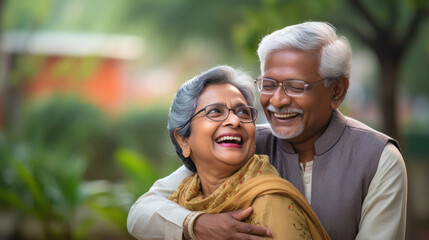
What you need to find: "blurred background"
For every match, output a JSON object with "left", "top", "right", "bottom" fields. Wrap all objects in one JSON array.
[{"left": 0, "top": 0, "right": 428, "bottom": 239}]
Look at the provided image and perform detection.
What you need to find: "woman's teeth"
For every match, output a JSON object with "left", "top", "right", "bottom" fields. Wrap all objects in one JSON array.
[{"left": 216, "top": 136, "right": 242, "bottom": 144}]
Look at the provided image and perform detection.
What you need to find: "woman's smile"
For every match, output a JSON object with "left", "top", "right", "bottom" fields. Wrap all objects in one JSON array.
[{"left": 215, "top": 132, "right": 243, "bottom": 148}]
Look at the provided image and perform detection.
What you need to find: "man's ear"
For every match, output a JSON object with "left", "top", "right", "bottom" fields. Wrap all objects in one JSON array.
[
  {"left": 330, "top": 77, "right": 349, "bottom": 109},
  {"left": 174, "top": 129, "right": 191, "bottom": 158}
]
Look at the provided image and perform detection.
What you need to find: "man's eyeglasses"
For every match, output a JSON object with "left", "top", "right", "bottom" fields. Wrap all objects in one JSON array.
[
  {"left": 180, "top": 104, "right": 258, "bottom": 128},
  {"left": 255, "top": 77, "right": 328, "bottom": 96}
]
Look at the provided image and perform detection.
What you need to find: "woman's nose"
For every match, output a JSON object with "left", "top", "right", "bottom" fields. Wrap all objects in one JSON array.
[{"left": 222, "top": 110, "right": 241, "bottom": 127}]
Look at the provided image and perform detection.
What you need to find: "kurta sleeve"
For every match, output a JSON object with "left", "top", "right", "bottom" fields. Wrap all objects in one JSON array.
[
  {"left": 248, "top": 194, "right": 313, "bottom": 240},
  {"left": 127, "top": 165, "right": 193, "bottom": 239},
  {"left": 357, "top": 143, "right": 407, "bottom": 240}
]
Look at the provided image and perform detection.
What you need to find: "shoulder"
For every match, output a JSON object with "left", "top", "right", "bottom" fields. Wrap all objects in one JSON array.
[
  {"left": 344, "top": 115, "right": 391, "bottom": 139},
  {"left": 343, "top": 115, "right": 400, "bottom": 150},
  {"left": 381, "top": 142, "right": 404, "bottom": 163},
  {"left": 252, "top": 194, "right": 299, "bottom": 212},
  {"left": 376, "top": 142, "right": 406, "bottom": 181},
  {"left": 250, "top": 194, "right": 311, "bottom": 238},
  {"left": 344, "top": 115, "right": 383, "bottom": 136}
]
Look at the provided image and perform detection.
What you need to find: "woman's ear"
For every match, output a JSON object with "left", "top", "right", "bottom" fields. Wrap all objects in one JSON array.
[
  {"left": 330, "top": 77, "right": 349, "bottom": 109},
  {"left": 174, "top": 129, "right": 191, "bottom": 158}
]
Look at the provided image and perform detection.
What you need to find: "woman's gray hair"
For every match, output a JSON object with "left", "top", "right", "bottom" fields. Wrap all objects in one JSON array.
[
  {"left": 257, "top": 21, "right": 352, "bottom": 86},
  {"left": 167, "top": 65, "right": 255, "bottom": 172}
]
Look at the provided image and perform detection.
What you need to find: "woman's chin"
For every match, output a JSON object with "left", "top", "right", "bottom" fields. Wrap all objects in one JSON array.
[{"left": 216, "top": 154, "right": 249, "bottom": 167}]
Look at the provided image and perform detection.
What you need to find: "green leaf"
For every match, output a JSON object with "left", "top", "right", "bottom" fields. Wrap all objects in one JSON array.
[
  {"left": 87, "top": 200, "right": 128, "bottom": 233},
  {"left": 115, "top": 148, "right": 159, "bottom": 191},
  {"left": 14, "top": 161, "right": 50, "bottom": 217},
  {"left": 72, "top": 217, "right": 94, "bottom": 240},
  {"left": 0, "top": 187, "right": 32, "bottom": 214}
]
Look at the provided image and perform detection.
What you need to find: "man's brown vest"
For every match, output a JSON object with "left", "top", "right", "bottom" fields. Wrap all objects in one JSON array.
[{"left": 255, "top": 109, "right": 399, "bottom": 240}]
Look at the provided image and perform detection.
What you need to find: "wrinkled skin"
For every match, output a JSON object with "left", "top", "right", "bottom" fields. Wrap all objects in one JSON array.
[{"left": 193, "top": 207, "right": 271, "bottom": 239}]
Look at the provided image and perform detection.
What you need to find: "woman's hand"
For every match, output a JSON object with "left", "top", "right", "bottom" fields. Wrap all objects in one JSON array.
[{"left": 193, "top": 207, "right": 272, "bottom": 239}]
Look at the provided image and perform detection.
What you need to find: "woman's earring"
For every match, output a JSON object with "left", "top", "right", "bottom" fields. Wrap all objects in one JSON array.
[{"left": 183, "top": 148, "right": 191, "bottom": 158}]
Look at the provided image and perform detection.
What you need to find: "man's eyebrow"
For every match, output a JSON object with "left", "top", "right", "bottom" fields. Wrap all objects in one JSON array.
[{"left": 262, "top": 76, "right": 306, "bottom": 81}]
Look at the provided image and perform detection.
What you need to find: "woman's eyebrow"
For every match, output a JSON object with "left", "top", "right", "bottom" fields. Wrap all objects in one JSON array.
[
  {"left": 205, "top": 102, "right": 248, "bottom": 109},
  {"left": 232, "top": 102, "right": 248, "bottom": 108}
]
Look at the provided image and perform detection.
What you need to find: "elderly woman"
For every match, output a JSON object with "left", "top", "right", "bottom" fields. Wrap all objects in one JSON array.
[{"left": 167, "top": 65, "right": 329, "bottom": 240}]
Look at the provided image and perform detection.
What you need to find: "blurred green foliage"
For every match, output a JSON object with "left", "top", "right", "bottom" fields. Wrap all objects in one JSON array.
[
  {"left": 113, "top": 106, "right": 179, "bottom": 173},
  {"left": 0, "top": 96, "right": 175, "bottom": 239},
  {"left": 114, "top": 107, "right": 169, "bottom": 163},
  {"left": 3, "top": 0, "right": 429, "bottom": 95},
  {"left": 402, "top": 27, "right": 429, "bottom": 97},
  {"left": 84, "top": 148, "right": 161, "bottom": 236},
  {"left": 9, "top": 55, "right": 46, "bottom": 86},
  {"left": 21, "top": 96, "right": 106, "bottom": 155},
  {"left": 0, "top": 137, "right": 91, "bottom": 239},
  {"left": 114, "top": 148, "right": 160, "bottom": 199}
]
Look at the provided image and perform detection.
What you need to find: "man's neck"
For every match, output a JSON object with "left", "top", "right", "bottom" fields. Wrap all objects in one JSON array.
[
  {"left": 290, "top": 132, "right": 321, "bottom": 166},
  {"left": 294, "top": 143, "right": 315, "bottom": 167},
  {"left": 290, "top": 116, "right": 332, "bottom": 166}
]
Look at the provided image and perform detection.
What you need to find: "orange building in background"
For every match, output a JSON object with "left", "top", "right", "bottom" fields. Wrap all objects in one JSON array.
[
  {"left": 22, "top": 56, "right": 124, "bottom": 114},
  {"left": 0, "top": 31, "right": 144, "bottom": 125}
]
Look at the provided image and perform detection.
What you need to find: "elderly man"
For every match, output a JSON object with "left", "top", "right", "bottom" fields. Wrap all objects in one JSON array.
[{"left": 127, "top": 21, "right": 407, "bottom": 240}]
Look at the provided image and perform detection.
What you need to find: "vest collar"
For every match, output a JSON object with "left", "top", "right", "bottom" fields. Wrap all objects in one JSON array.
[{"left": 278, "top": 109, "right": 347, "bottom": 155}]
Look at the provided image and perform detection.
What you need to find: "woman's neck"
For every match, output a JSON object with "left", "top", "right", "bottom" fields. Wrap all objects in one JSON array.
[
  {"left": 198, "top": 173, "right": 230, "bottom": 197},
  {"left": 194, "top": 158, "right": 249, "bottom": 196}
]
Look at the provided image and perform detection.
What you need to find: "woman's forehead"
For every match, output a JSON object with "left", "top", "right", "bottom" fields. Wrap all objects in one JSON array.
[{"left": 196, "top": 84, "right": 246, "bottom": 107}]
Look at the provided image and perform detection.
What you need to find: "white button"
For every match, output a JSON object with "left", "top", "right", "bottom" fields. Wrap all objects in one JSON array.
[{"left": 304, "top": 177, "right": 310, "bottom": 184}]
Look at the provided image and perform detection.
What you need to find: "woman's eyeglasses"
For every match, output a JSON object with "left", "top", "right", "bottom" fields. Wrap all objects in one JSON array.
[{"left": 180, "top": 103, "right": 258, "bottom": 128}]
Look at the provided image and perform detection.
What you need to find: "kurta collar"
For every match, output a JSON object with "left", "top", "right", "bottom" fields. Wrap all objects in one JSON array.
[{"left": 278, "top": 109, "right": 347, "bottom": 155}]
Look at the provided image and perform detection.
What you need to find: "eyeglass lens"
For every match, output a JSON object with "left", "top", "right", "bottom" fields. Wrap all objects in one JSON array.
[
  {"left": 258, "top": 78, "right": 306, "bottom": 96},
  {"left": 205, "top": 104, "right": 257, "bottom": 123}
]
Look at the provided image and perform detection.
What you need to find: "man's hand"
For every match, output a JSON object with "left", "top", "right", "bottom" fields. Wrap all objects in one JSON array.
[{"left": 193, "top": 207, "right": 271, "bottom": 239}]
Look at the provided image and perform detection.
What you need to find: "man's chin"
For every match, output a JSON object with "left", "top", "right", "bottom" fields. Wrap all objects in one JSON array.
[{"left": 268, "top": 124, "right": 304, "bottom": 140}]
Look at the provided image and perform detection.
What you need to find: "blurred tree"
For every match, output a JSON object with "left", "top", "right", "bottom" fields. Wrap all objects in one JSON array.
[
  {"left": 2, "top": 0, "right": 261, "bottom": 66},
  {"left": 341, "top": 0, "right": 428, "bottom": 141},
  {"left": 234, "top": 0, "right": 429, "bottom": 141},
  {"left": 401, "top": 26, "right": 429, "bottom": 97},
  {"left": 3, "top": 1, "right": 429, "bottom": 138},
  {"left": 122, "top": 0, "right": 260, "bottom": 49},
  {"left": 0, "top": 0, "right": 4, "bottom": 29},
  {"left": 3, "top": 0, "right": 428, "bottom": 146}
]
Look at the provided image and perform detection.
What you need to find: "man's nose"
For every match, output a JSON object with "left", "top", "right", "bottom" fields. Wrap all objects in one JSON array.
[{"left": 270, "top": 85, "right": 292, "bottom": 108}]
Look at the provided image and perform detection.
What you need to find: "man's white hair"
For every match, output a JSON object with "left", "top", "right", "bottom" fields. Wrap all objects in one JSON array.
[{"left": 257, "top": 21, "right": 352, "bottom": 86}]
